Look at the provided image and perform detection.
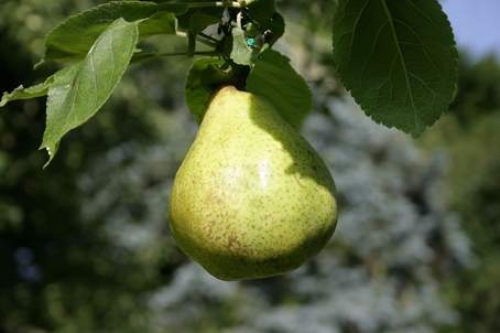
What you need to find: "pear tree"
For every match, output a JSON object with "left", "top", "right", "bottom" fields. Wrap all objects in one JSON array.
[{"left": 0, "top": 0, "right": 458, "bottom": 280}]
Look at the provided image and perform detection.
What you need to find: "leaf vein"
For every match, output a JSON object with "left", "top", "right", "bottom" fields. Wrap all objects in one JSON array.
[{"left": 380, "top": 0, "right": 419, "bottom": 131}]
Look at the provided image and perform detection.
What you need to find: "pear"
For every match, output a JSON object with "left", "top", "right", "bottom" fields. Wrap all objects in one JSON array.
[{"left": 169, "top": 86, "right": 338, "bottom": 280}]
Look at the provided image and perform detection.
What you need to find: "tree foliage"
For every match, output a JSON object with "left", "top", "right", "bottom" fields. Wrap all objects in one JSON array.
[
  {"left": 1, "top": 0, "right": 458, "bottom": 164},
  {"left": 1, "top": 1, "right": 498, "bottom": 332},
  {"left": 421, "top": 55, "right": 500, "bottom": 333}
]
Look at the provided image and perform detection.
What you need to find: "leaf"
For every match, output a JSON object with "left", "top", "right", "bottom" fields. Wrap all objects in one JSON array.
[
  {"left": 246, "top": 0, "right": 276, "bottom": 22},
  {"left": 176, "top": 6, "right": 222, "bottom": 33},
  {"left": 43, "top": 1, "right": 181, "bottom": 62},
  {"left": 0, "top": 64, "right": 85, "bottom": 107},
  {"left": 137, "top": 11, "right": 177, "bottom": 37},
  {"left": 266, "top": 12, "right": 285, "bottom": 46},
  {"left": 41, "top": 18, "right": 139, "bottom": 166},
  {"left": 332, "top": 0, "right": 458, "bottom": 136},
  {"left": 185, "top": 58, "right": 249, "bottom": 123},
  {"left": 246, "top": 49, "right": 312, "bottom": 128},
  {"left": 188, "top": 11, "right": 221, "bottom": 35},
  {"left": 1, "top": 83, "right": 49, "bottom": 107}
]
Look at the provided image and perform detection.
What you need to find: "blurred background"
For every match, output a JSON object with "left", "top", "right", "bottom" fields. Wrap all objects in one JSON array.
[{"left": 1, "top": 0, "right": 499, "bottom": 332}]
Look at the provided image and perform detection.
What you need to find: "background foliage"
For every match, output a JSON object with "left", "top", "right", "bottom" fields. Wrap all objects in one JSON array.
[{"left": 1, "top": 1, "right": 499, "bottom": 332}]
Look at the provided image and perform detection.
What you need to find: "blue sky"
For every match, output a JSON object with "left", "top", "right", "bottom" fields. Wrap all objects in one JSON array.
[{"left": 442, "top": 0, "right": 500, "bottom": 58}]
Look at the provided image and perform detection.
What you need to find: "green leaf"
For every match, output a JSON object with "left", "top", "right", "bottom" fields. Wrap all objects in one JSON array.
[
  {"left": 1, "top": 83, "right": 49, "bottom": 107},
  {"left": 188, "top": 11, "right": 221, "bottom": 35},
  {"left": 176, "top": 7, "right": 222, "bottom": 33},
  {"left": 137, "top": 11, "right": 177, "bottom": 37},
  {"left": 245, "top": 0, "right": 276, "bottom": 22},
  {"left": 266, "top": 12, "right": 285, "bottom": 46},
  {"left": 40, "top": 18, "right": 139, "bottom": 166},
  {"left": 332, "top": 0, "right": 458, "bottom": 136},
  {"left": 246, "top": 49, "right": 312, "bottom": 128},
  {"left": 0, "top": 63, "right": 88, "bottom": 107},
  {"left": 185, "top": 58, "right": 249, "bottom": 123},
  {"left": 43, "top": 1, "right": 182, "bottom": 62},
  {"left": 176, "top": 9, "right": 221, "bottom": 57}
]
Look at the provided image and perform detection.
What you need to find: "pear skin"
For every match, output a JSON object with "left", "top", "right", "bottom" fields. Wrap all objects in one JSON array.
[{"left": 169, "top": 86, "right": 338, "bottom": 280}]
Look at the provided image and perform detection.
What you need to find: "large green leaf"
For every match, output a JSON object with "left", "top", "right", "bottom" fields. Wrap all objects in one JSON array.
[
  {"left": 332, "top": 0, "right": 458, "bottom": 136},
  {"left": 40, "top": 19, "right": 139, "bottom": 166},
  {"left": 246, "top": 49, "right": 312, "bottom": 128},
  {"left": 43, "top": 1, "right": 182, "bottom": 62}
]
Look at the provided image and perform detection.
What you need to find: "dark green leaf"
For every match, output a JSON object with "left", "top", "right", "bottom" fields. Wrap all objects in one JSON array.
[
  {"left": 189, "top": 11, "right": 221, "bottom": 35},
  {"left": 43, "top": 1, "right": 181, "bottom": 62},
  {"left": 246, "top": 49, "right": 312, "bottom": 128},
  {"left": 138, "top": 11, "right": 177, "bottom": 37},
  {"left": 176, "top": 7, "right": 222, "bottom": 33},
  {"left": 177, "top": 9, "right": 221, "bottom": 57},
  {"left": 185, "top": 58, "right": 248, "bottom": 123},
  {"left": 332, "top": 0, "right": 458, "bottom": 136},
  {"left": 40, "top": 19, "right": 139, "bottom": 166},
  {"left": 246, "top": 0, "right": 276, "bottom": 22},
  {"left": 266, "top": 12, "right": 285, "bottom": 45}
]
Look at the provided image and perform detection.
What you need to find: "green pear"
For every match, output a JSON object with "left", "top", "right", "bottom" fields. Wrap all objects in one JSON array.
[{"left": 169, "top": 86, "right": 338, "bottom": 280}]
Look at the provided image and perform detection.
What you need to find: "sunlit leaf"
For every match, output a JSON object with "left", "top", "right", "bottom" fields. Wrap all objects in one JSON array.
[
  {"left": 41, "top": 19, "right": 139, "bottom": 166},
  {"left": 43, "top": 1, "right": 181, "bottom": 62}
]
